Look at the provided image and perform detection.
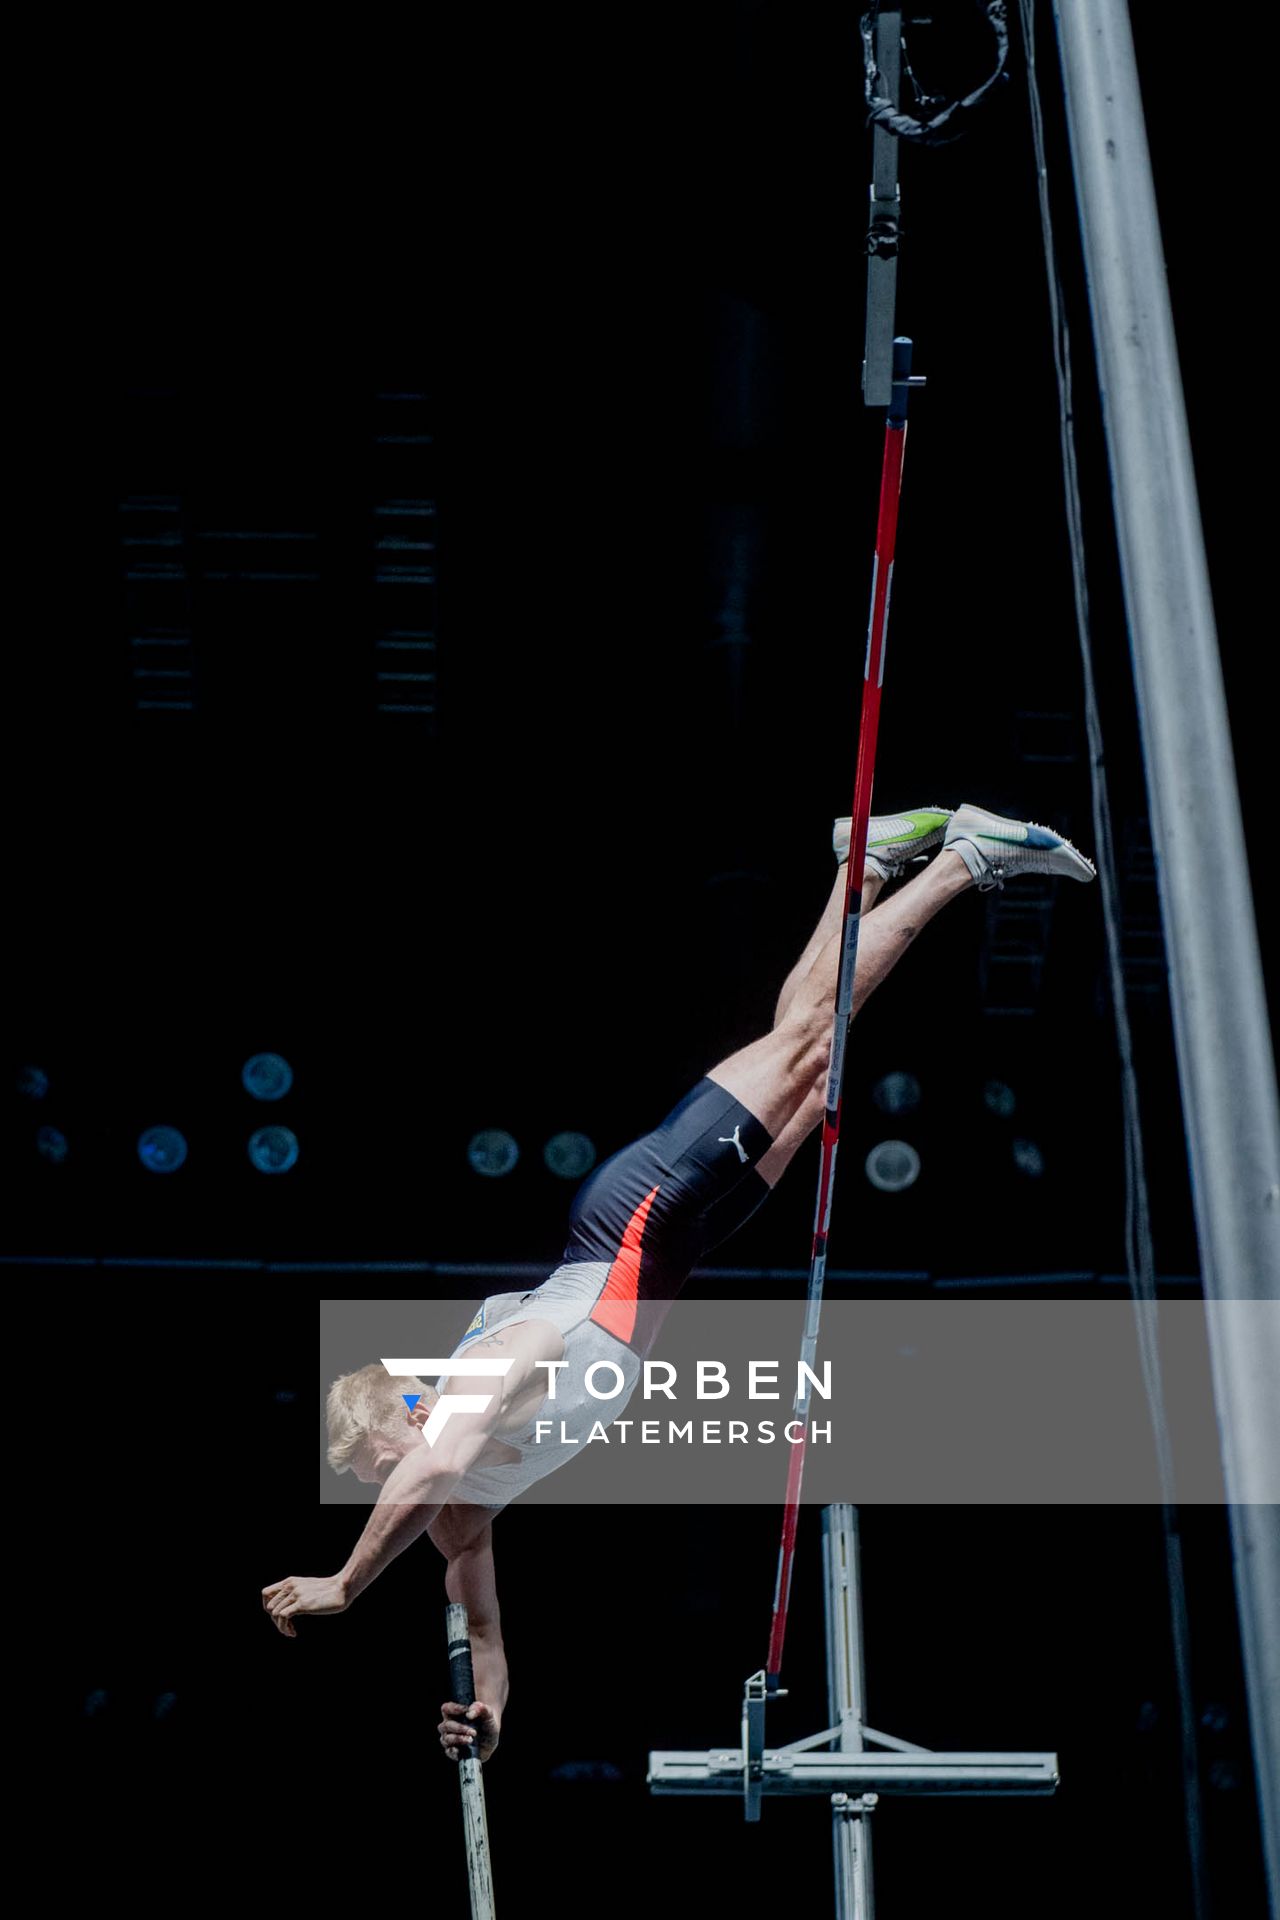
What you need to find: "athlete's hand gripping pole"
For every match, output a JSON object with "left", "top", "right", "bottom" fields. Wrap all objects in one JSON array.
[
  {"left": 446, "top": 1602, "right": 498, "bottom": 1920},
  {"left": 765, "top": 337, "right": 920, "bottom": 1693}
]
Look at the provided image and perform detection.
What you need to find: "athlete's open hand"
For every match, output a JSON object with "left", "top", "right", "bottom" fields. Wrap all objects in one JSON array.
[
  {"left": 439, "top": 1699, "right": 500, "bottom": 1763},
  {"left": 261, "top": 1574, "right": 349, "bottom": 1636}
]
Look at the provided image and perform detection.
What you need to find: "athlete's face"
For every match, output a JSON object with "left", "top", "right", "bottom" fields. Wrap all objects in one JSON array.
[
  {"left": 351, "top": 1426, "right": 416, "bottom": 1484},
  {"left": 352, "top": 1389, "right": 441, "bottom": 1483}
]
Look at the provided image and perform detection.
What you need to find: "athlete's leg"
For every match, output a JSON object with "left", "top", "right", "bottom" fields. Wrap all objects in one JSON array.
[
  {"left": 709, "top": 848, "right": 972, "bottom": 1143},
  {"left": 774, "top": 859, "right": 885, "bottom": 1029},
  {"left": 754, "top": 1068, "right": 827, "bottom": 1187},
  {"left": 695, "top": 1099, "right": 825, "bottom": 1249}
]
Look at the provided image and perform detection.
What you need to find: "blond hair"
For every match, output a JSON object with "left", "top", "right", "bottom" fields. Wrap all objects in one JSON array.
[{"left": 326, "top": 1362, "right": 428, "bottom": 1474}]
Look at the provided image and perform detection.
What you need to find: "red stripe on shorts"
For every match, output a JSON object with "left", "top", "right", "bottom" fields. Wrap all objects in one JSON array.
[{"left": 589, "top": 1184, "right": 659, "bottom": 1345}]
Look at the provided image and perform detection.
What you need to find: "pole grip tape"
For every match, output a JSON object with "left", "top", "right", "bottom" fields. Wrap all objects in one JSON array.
[{"left": 446, "top": 1601, "right": 477, "bottom": 1709}]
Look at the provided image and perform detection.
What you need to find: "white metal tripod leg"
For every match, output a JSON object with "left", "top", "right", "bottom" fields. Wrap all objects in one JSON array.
[
  {"left": 825, "top": 1504, "right": 873, "bottom": 1918},
  {"left": 832, "top": 1793, "right": 877, "bottom": 1920}
]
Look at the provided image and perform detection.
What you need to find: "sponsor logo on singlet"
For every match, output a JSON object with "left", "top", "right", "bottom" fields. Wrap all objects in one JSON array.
[{"left": 458, "top": 1302, "right": 487, "bottom": 1344}]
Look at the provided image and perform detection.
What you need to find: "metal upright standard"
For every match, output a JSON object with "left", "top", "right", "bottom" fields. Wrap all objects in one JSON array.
[
  {"left": 1053, "top": 9, "right": 1280, "bottom": 1911},
  {"left": 650, "top": 1506, "right": 1059, "bottom": 1918},
  {"left": 862, "top": 9, "right": 902, "bottom": 406},
  {"left": 861, "top": 0, "right": 1010, "bottom": 407},
  {"left": 446, "top": 1602, "right": 497, "bottom": 1920}
]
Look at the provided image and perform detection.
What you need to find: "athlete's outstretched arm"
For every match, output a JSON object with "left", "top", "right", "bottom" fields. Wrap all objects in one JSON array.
[
  {"left": 339, "top": 1431, "right": 485, "bottom": 1600},
  {"left": 262, "top": 1416, "right": 495, "bottom": 1634},
  {"left": 438, "top": 1523, "right": 507, "bottom": 1763}
]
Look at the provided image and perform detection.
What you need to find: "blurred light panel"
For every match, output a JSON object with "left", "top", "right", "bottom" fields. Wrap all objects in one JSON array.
[
  {"left": 138, "top": 1125, "right": 188, "bottom": 1173},
  {"left": 865, "top": 1139, "right": 921, "bottom": 1193},
  {"left": 1012, "top": 1137, "right": 1045, "bottom": 1177},
  {"left": 249, "top": 1125, "right": 300, "bottom": 1174},
  {"left": 36, "top": 1125, "right": 69, "bottom": 1164},
  {"left": 544, "top": 1132, "right": 596, "bottom": 1179},
  {"left": 468, "top": 1130, "right": 519, "bottom": 1177},
  {"left": 17, "top": 1065, "right": 49, "bottom": 1100},
  {"left": 242, "top": 1052, "right": 294, "bottom": 1100},
  {"left": 873, "top": 1072, "right": 921, "bottom": 1115},
  {"left": 984, "top": 1080, "right": 1017, "bottom": 1117}
]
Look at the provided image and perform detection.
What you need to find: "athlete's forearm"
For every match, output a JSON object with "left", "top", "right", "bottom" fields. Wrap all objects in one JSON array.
[
  {"left": 470, "top": 1630, "right": 509, "bottom": 1722},
  {"left": 339, "top": 1450, "right": 459, "bottom": 1602}
]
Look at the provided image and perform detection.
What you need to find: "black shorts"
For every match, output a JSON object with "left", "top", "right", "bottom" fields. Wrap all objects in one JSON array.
[{"left": 561, "top": 1076, "right": 775, "bottom": 1304}]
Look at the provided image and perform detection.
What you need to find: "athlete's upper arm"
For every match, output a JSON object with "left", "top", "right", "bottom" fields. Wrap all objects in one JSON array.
[{"left": 444, "top": 1522, "right": 500, "bottom": 1634}]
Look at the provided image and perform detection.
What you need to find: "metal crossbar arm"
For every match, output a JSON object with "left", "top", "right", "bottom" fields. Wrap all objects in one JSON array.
[
  {"left": 860, "top": 1723, "right": 931, "bottom": 1754},
  {"left": 648, "top": 1750, "right": 1060, "bottom": 1797},
  {"left": 776, "top": 1724, "right": 850, "bottom": 1757},
  {"left": 653, "top": 1510, "right": 1058, "bottom": 1913},
  {"left": 775, "top": 1722, "right": 933, "bottom": 1758}
]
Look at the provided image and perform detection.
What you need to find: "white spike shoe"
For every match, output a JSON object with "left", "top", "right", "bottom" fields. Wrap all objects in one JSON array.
[
  {"left": 833, "top": 807, "right": 954, "bottom": 881},
  {"left": 943, "top": 803, "right": 1097, "bottom": 891}
]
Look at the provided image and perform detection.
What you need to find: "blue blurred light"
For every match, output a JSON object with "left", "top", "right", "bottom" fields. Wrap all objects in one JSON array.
[
  {"left": 153, "top": 1691, "right": 178, "bottom": 1721},
  {"left": 468, "top": 1130, "right": 520, "bottom": 1177},
  {"left": 984, "top": 1079, "right": 1017, "bottom": 1117},
  {"left": 873, "top": 1072, "right": 921, "bottom": 1115},
  {"left": 17, "top": 1065, "right": 49, "bottom": 1099},
  {"left": 36, "top": 1125, "right": 69, "bottom": 1165},
  {"left": 1012, "top": 1138, "right": 1045, "bottom": 1177},
  {"left": 548, "top": 1760, "right": 624, "bottom": 1783},
  {"left": 249, "top": 1125, "right": 299, "bottom": 1174},
  {"left": 543, "top": 1131, "right": 596, "bottom": 1179},
  {"left": 83, "top": 1690, "right": 109, "bottom": 1717},
  {"left": 242, "top": 1052, "right": 294, "bottom": 1101},
  {"left": 138, "top": 1125, "right": 188, "bottom": 1173}
]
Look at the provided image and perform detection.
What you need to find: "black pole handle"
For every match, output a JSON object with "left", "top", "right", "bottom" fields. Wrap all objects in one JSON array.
[{"left": 447, "top": 1602, "right": 477, "bottom": 1709}]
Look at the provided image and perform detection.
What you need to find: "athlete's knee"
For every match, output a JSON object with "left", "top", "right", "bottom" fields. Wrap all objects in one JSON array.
[
  {"left": 774, "top": 992, "right": 814, "bottom": 1040},
  {"left": 787, "top": 1008, "right": 832, "bottom": 1077}
]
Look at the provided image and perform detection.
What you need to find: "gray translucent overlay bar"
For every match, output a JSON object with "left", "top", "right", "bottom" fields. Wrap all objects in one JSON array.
[{"left": 318, "top": 1297, "right": 1279, "bottom": 1506}]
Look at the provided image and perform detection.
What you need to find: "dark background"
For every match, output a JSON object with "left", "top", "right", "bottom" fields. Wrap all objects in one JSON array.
[{"left": 16, "top": 3, "right": 1270, "bottom": 1912}]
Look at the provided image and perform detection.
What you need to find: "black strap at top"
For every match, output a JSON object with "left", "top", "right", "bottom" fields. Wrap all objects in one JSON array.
[{"left": 861, "top": 1, "right": 1010, "bottom": 146}]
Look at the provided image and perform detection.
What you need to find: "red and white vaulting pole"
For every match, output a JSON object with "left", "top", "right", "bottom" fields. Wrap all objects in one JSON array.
[{"left": 766, "top": 336, "right": 919, "bottom": 1691}]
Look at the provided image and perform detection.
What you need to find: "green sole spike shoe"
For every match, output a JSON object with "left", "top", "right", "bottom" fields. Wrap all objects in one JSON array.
[
  {"left": 833, "top": 808, "right": 954, "bottom": 880},
  {"left": 943, "top": 803, "right": 1097, "bottom": 892}
]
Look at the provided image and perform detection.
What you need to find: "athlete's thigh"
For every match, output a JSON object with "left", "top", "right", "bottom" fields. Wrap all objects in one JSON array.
[{"left": 705, "top": 1025, "right": 819, "bottom": 1139}]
